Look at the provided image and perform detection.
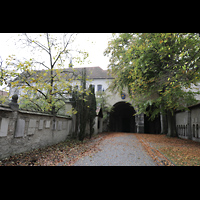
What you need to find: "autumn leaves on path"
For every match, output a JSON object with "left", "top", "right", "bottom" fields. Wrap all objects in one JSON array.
[
  {"left": 136, "top": 133, "right": 200, "bottom": 166},
  {"left": 1, "top": 132, "right": 200, "bottom": 166}
]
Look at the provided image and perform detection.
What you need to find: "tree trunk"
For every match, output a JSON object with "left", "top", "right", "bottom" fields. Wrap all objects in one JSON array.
[
  {"left": 89, "top": 118, "right": 94, "bottom": 139},
  {"left": 78, "top": 99, "right": 86, "bottom": 141},
  {"left": 167, "top": 110, "right": 177, "bottom": 137},
  {"left": 160, "top": 112, "right": 168, "bottom": 134}
]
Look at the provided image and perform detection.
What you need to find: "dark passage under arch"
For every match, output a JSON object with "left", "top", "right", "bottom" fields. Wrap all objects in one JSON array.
[
  {"left": 109, "top": 102, "right": 136, "bottom": 133},
  {"left": 144, "top": 105, "right": 161, "bottom": 134}
]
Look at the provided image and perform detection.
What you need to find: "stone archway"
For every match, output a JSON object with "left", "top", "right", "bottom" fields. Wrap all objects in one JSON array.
[{"left": 109, "top": 101, "right": 136, "bottom": 133}]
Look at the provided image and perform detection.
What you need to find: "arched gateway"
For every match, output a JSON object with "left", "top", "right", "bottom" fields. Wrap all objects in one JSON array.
[
  {"left": 109, "top": 101, "right": 161, "bottom": 134},
  {"left": 109, "top": 102, "right": 136, "bottom": 133}
]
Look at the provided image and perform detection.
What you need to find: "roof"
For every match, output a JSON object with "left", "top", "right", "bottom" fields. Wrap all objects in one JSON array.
[
  {"left": 69, "top": 66, "right": 113, "bottom": 79},
  {"left": 176, "top": 102, "right": 200, "bottom": 113},
  {"left": 13, "top": 66, "right": 113, "bottom": 84},
  {"left": 188, "top": 102, "right": 200, "bottom": 109}
]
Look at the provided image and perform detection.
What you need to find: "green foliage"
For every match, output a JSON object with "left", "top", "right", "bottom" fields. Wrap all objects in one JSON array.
[
  {"left": 0, "top": 56, "right": 11, "bottom": 88},
  {"left": 78, "top": 68, "right": 87, "bottom": 141},
  {"left": 71, "top": 69, "right": 96, "bottom": 141},
  {"left": 96, "top": 90, "right": 112, "bottom": 120},
  {"left": 87, "top": 85, "right": 96, "bottom": 138},
  {"left": 0, "top": 93, "right": 9, "bottom": 105},
  {"left": 104, "top": 33, "right": 200, "bottom": 119}
]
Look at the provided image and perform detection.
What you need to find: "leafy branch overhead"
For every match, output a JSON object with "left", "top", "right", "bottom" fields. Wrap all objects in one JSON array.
[{"left": 104, "top": 33, "right": 200, "bottom": 136}]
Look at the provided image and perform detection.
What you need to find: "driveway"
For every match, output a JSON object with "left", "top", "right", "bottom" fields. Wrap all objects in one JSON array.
[{"left": 73, "top": 132, "right": 156, "bottom": 166}]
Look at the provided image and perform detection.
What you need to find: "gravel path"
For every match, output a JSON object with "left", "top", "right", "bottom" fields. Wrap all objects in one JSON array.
[{"left": 73, "top": 133, "right": 156, "bottom": 166}]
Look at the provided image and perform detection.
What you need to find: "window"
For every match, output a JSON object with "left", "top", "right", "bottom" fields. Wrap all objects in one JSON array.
[
  {"left": 181, "top": 125, "right": 183, "bottom": 136},
  {"left": 97, "top": 85, "right": 102, "bottom": 92},
  {"left": 186, "top": 125, "right": 187, "bottom": 136},
  {"left": 196, "top": 124, "right": 199, "bottom": 138},
  {"left": 193, "top": 124, "right": 195, "bottom": 137},
  {"left": 177, "top": 125, "right": 179, "bottom": 135}
]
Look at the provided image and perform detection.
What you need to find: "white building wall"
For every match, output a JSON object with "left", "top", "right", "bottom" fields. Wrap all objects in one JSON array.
[
  {"left": 88, "top": 79, "right": 112, "bottom": 93},
  {"left": 71, "top": 78, "right": 112, "bottom": 93}
]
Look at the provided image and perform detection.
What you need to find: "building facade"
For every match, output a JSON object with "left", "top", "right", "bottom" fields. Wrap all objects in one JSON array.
[
  {"left": 70, "top": 67, "right": 157, "bottom": 134},
  {"left": 9, "top": 66, "right": 160, "bottom": 134}
]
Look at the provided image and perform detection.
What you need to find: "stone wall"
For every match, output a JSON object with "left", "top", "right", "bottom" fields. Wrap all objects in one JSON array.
[
  {"left": 175, "top": 103, "right": 200, "bottom": 142},
  {"left": 176, "top": 110, "right": 191, "bottom": 140},
  {"left": 0, "top": 105, "right": 72, "bottom": 160}
]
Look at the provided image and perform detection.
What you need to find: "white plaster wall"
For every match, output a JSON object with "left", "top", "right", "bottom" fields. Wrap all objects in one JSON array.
[
  {"left": 105, "top": 87, "right": 133, "bottom": 108},
  {"left": 88, "top": 79, "right": 112, "bottom": 93},
  {"left": 71, "top": 78, "right": 112, "bottom": 93}
]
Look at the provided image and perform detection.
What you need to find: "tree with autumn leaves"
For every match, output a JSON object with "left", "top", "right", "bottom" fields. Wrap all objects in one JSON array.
[
  {"left": 5, "top": 34, "right": 97, "bottom": 141},
  {"left": 104, "top": 33, "right": 200, "bottom": 137},
  {"left": 6, "top": 33, "right": 88, "bottom": 115}
]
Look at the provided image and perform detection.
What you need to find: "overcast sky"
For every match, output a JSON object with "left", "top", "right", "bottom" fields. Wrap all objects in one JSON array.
[{"left": 0, "top": 33, "right": 113, "bottom": 70}]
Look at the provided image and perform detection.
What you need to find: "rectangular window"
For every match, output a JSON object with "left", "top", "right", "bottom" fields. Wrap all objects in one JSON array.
[{"left": 97, "top": 85, "right": 102, "bottom": 92}]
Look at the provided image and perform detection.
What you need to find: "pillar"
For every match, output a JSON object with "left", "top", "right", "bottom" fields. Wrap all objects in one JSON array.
[
  {"left": 160, "top": 113, "right": 168, "bottom": 134},
  {"left": 135, "top": 113, "right": 144, "bottom": 133}
]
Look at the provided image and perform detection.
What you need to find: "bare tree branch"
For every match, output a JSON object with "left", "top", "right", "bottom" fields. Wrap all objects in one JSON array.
[
  {"left": 46, "top": 33, "right": 53, "bottom": 68},
  {"left": 23, "top": 33, "right": 50, "bottom": 55},
  {"left": 52, "top": 33, "right": 75, "bottom": 68},
  {"left": 33, "top": 61, "right": 50, "bottom": 69}
]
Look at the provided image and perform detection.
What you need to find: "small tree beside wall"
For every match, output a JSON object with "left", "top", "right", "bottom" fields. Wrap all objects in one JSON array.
[{"left": 71, "top": 68, "right": 97, "bottom": 141}]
